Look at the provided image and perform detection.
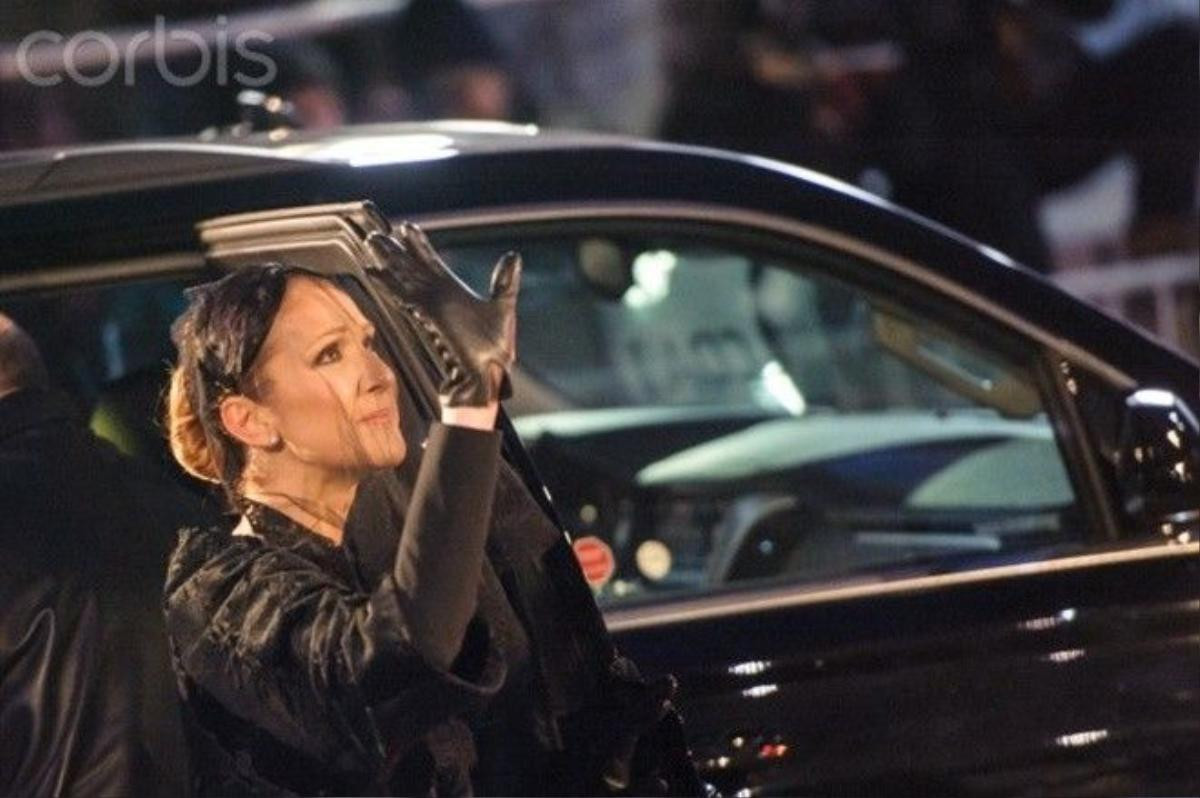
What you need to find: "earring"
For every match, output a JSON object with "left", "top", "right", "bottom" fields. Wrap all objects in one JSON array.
[{"left": 267, "top": 433, "right": 281, "bottom": 448}]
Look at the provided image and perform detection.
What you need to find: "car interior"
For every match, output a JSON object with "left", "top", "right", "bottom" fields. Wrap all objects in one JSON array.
[{"left": 437, "top": 225, "right": 1083, "bottom": 600}]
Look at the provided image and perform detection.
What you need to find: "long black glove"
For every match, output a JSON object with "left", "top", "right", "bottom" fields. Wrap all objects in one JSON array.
[
  {"left": 390, "top": 422, "right": 502, "bottom": 669},
  {"left": 366, "top": 223, "right": 521, "bottom": 407},
  {"left": 560, "top": 656, "right": 706, "bottom": 796},
  {"left": 629, "top": 707, "right": 715, "bottom": 797},
  {"left": 597, "top": 658, "right": 678, "bottom": 793}
]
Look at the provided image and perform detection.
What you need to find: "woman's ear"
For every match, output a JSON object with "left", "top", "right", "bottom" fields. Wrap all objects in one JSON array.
[{"left": 219, "top": 395, "right": 279, "bottom": 450}]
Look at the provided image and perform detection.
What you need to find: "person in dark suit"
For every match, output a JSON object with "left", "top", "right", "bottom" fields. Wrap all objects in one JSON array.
[
  {"left": 161, "top": 224, "right": 700, "bottom": 796},
  {"left": 0, "top": 312, "right": 202, "bottom": 797}
]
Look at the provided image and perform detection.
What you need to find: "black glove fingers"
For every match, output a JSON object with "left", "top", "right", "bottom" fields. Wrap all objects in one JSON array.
[
  {"left": 489, "top": 251, "right": 523, "bottom": 300},
  {"left": 489, "top": 253, "right": 521, "bottom": 375},
  {"left": 366, "top": 229, "right": 407, "bottom": 263},
  {"left": 366, "top": 232, "right": 438, "bottom": 299},
  {"left": 397, "top": 221, "right": 449, "bottom": 272},
  {"left": 375, "top": 221, "right": 523, "bottom": 407}
]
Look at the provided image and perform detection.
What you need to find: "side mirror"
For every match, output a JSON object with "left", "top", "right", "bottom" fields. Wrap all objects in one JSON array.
[{"left": 1115, "top": 389, "right": 1200, "bottom": 542}]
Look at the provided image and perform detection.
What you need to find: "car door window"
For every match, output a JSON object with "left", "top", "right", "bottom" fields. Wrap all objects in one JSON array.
[{"left": 439, "top": 226, "right": 1082, "bottom": 606}]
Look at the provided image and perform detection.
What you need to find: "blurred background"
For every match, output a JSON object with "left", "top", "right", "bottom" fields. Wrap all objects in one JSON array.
[{"left": 2, "top": 0, "right": 1197, "bottom": 355}]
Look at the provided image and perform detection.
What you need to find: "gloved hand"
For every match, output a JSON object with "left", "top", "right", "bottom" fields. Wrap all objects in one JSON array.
[
  {"left": 366, "top": 222, "right": 521, "bottom": 407},
  {"left": 592, "top": 657, "right": 679, "bottom": 794},
  {"left": 629, "top": 706, "right": 715, "bottom": 797}
]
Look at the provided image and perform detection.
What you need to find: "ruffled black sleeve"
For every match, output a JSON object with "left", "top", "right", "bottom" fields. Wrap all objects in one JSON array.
[
  {"left": 165, "top": 531, "right": 506, "bottom": 781},
  {"left": 163, "top": 426, "right": 508, "bottom": 788}
]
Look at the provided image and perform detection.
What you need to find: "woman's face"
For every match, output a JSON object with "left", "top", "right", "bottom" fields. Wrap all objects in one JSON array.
[{"left": 250, "top": 276, "right": 406, "bottom": 475}]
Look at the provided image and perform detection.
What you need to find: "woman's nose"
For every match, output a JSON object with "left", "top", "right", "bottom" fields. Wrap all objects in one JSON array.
[{"left": 362, "top": 346, "right": 396, "bottom": 393}]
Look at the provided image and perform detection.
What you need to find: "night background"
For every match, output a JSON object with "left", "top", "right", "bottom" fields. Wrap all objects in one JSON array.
[{"left": 3, "top": 1, "right": 1197, "bottom": 361}]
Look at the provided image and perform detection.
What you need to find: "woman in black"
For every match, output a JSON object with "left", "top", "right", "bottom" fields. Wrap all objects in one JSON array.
[{"left": 163, "top": 223, "right": 700, "bottom": 796}]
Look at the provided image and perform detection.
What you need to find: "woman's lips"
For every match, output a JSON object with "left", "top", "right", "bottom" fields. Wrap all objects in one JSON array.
[{"left": 360, "top": 407, "right": 395, "bottom": 424}]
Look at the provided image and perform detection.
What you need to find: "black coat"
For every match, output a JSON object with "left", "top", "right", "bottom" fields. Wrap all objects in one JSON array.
[
  {"left": 0, "top": 388, "right": 206, "bottom": 797},
  {"left": 165, "top": 503, "right": 507, "bottom": 796},
  {"left": 164, "top": 425, "right": 702, "bottom": 796}
]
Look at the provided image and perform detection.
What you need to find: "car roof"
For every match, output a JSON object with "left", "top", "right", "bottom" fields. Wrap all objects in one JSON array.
[
  {"left": 0, "top": 121, "right": 1194, "bottom": 388},
  {"left": 0, "top": 121, "right": 643, "bottom": 202},
  {"left": 0, "top": 120, "right": 920, "bottom": 270}
]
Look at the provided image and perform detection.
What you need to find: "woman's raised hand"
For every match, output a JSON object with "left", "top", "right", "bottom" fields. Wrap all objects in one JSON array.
[{"left": 367, "top": 222, "right": 521, "bottom": 408}]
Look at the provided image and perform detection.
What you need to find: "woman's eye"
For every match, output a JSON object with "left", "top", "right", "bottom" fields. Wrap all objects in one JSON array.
[
  {"left": 363, "top": 334, "right": 377, "bottom": 352},
  {"left": 315, "top": 343, "right": 341, "bottom": 365}
]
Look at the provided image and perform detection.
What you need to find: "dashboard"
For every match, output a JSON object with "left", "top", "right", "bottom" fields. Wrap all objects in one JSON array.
[{"left": 513, "top": 405, "right": 1077, "bottom": 604}]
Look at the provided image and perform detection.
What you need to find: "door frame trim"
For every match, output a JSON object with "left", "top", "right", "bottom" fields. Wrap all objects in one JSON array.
[
  {"left": 415, "top": 200, "right": 1137, "bottom": 390},
  {"left": 603, "top": 542, "right": 1199, "bottom": 631}
]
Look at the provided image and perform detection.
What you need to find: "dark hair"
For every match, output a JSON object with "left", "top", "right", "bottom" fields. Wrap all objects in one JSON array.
[{"left": 167, "top": 263, "right": 324, "bottom": 503}]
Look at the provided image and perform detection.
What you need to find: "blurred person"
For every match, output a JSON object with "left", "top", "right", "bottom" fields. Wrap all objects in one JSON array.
[
  {"left": 660, "top": 1, "right": 816, "bottom": 165},
  {"left": 993, "top": 0, "right": 1200, "bottom": 256},
  {"left": 865, "top": 0, "right": 1055, "bottom": 269},
  {"left": 161, "top": 226, "right": 702, "bottom": 795},
  {"left": 662, "top": 0, "right": 1054, "bottom": 270},
  {"left": 259, "top": 40, "right": 348, "bottom": 131},
  {"left": 131, "top": 37, "right": 348, "bottom": 138},
  {"left": 822, "top": 0, "right": 1200, "bottom": 263},
  {"left": 387, "top": 0, "right": 518, "bottom": 120},
  {"left": 475, "top": 0, "right": 665, "bottom": 135},
  {"left": 0, "top": 83, "right": 80, "bottom": 151},
  {"left": 663, "top": 0, "right": 1198, "bottom": 270},
  {"left": 0, "top": 312, "right": 206, "bottom": 796}
]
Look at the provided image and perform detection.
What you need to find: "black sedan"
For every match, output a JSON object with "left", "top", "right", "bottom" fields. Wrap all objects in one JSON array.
[{"left": 1, "top": 122, "right": 1197, "bottom": 795}]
